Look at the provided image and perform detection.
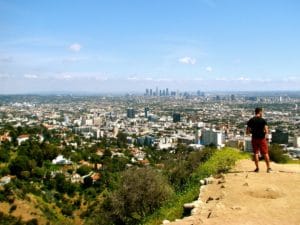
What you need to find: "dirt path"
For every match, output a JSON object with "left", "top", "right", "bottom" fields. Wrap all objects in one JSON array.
[{"left": 168, "top": 159, "right": 300, "bottom": 225}]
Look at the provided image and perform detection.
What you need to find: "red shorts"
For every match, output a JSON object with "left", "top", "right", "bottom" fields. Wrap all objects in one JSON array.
[{"left": 251, "top": 138, "right": 268, "bottom": 155}]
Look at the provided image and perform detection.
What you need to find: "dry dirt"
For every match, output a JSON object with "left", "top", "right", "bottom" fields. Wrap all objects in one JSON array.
[{"left": 168, "top": 159, "right": 300, "bottom": 225}]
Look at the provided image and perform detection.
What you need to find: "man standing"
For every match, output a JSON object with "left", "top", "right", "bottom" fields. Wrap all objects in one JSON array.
[{"left": 246, "top": 107, "right": 272, "bottom": 173}]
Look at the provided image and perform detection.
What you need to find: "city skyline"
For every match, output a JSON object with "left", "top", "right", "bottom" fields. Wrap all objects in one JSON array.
[{"left": 1, "top": 0, "right": 300, "bottom": 94}]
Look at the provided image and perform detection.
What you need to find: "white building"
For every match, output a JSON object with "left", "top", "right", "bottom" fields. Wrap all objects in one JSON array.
[
  {"left": 52, "top": 155, "right": 72, "bottom": 165},
  {"left": 0, "top": 176, "right": 11, "bottom": 186},
  {"left": 294, "top": 136, "right": 300, "bottom": 148},
  {"left": 17, "top": 134, "right": 30, "bottom": 145},
  {"left": 202, "top": 128, "right": 224, "bottom": 147}
]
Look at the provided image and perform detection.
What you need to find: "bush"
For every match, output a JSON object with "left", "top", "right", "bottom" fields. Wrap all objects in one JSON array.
[
  {"left": 61, "top": 204, "right": 73, "bottom": 217},
  {"left": 269, "top": 144, "right": 289, "bottom": 163},
  {"left": 193, "top": 148, "right": 247, "bottom": 179},
  {"left": 109, "top": 167, "right": 174, "bottom": 224},
  {"left": 76, "top": 165, "right": 92, "bottom": 176}
]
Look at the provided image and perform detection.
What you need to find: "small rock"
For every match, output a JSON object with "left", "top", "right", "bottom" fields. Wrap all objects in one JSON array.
[
  {"left": 184, "top": 203, "right": 195, "bottom": 209},
  {"left": 200, "top": 185, "right": 206, "bottom": 192},
  {"left": 162, "top": 220, "right": 170, "bottom": 224},
  {"left": 218, "top": 180, "right": 225, "bottom": 184},
  {"left": 200, "top": 179, "right": 205, "bottom": 185},
  {"left": 221, "top": 185, "right": 225, "bottom": 188},
  {"left": 206, "top": 196, "right": 214, "bottom": 203},
  {"left": 243, "top": 182, "right": 249, "bottom": 186},
  {"left": 205, "top": 177, "right": 214, "bottom": 184}
]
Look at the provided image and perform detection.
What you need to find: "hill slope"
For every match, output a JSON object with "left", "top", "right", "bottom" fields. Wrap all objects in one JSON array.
[{"left": 169, "top": 159, "right": 300, "bottom": 225}]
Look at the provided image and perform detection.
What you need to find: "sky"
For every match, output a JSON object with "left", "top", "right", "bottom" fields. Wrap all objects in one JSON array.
[{"left": 0, "top": 0, "right": 300, "bottom": 94}]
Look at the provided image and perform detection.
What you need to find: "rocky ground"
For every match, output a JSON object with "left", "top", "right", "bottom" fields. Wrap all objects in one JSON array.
[{"left": 167, "top": 159, "right": 300, "bottom": 225}]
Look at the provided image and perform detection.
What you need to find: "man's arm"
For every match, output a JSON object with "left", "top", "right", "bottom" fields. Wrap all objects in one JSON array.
[
  {"left": 246, "top": 126, "right": 251, "bottom": 135},
  {"left": 264, "top": 125, "right": 269, "bottom": 140}
]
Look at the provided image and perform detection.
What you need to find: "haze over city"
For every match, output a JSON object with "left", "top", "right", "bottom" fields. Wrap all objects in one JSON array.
[{"left": 0, "top": 0, "right": 300, "bottom": 93}]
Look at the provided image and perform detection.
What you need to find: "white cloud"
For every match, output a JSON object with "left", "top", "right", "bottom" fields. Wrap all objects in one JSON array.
[
  {"left": 24, "top": 74, "right": 38, "bottom": 79},
  {"left": 215, "top": 77, "right": 227, "bottom": 81},
  {"left": 205, "top": 66, "right": 212, "bottom": 72},
  {"left": 0, "top": 56, "right": 13, "bottom": 63},
  {"left": 283, "top": 76, "right": 300, "bottom": 81},
  {"left": 127, "top": 77, "right": 139, "bottom": 81},
  {"left": 69, "top": 43, "right": 82, "bottom": 52},
  {"left": 62, "top": 57, "right": 81, "bottom": 63},
  {"left": 178, "top": 56, "right": 196, "bottom": 65},
  {"left": 0, "top": 73, "right": 12, "bottom": 78},
  {"left": 237, "top": 76, "right": 250, "bottom": 81},
  {"left": 193, "top": 78, "right": 203, "bottom": 81}
]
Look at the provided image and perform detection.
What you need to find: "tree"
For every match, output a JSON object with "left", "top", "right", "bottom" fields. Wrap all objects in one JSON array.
[
  {"left": 0, "top": 147, "right": 10, "bottom": 162},
  {"left": 164, "top": 160, "right": 190, "bottom": 191},
  {"left": 109, "top": 167, "right": 174, "bottom": 224},
  {"left": 76, "top": 165, "right": 92, "bottom": 176},
  {"left": 116, "top": 131, "right": 128, "bottom": 148},
  {"left": 83, "top": 176, "right": 93, "bottom": 188},
  {"left": 9, "top": 155, "right": 32, "bottom": 178}
]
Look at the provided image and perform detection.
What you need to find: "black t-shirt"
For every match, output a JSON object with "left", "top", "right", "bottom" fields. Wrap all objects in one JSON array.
[{"left": 247, "top": 117, "right": 267, "bottom": 139}]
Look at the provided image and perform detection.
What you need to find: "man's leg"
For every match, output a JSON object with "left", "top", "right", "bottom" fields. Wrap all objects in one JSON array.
[
  {"left": 254, "top": 153, "right": 259, "bottom": 169},
  {"left": 264, "top": 153, "right": 270, "bottom": 169},
  {"left": 252, "top": 139, "right": 259, "bottom": 171},
  {"left": 261, "top": 139, "right": 271, "bottom": 171}
]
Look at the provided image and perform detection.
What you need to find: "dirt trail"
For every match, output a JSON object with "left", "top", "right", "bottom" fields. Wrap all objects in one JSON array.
[{"left": 168, "top": 159, "right": 300, "bottom": 225}]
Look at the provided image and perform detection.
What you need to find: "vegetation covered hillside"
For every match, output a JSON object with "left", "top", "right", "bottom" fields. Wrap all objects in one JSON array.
[{"left": 1, "top": 124, "right": 293, "bottom": 224}]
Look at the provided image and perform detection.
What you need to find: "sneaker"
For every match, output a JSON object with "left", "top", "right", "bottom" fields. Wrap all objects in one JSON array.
[
  {"left": 254, "top": 168, "right": 259, "bottom": 172},
  {"left": 267, "top": 168, "right": 272, "bottom": 173}
]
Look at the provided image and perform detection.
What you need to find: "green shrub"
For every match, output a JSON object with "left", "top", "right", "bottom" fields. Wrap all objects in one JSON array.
[
  {"left": 191, "top": 148, "right": 247, "bottom": 182},
  {"left": 76, "top": 165, "right": 92, "bottom": 176},
  {"left": 269, "top": 144, "right": 289, "bottom": 163},
  {"left": 61, "top": 204, "right": 73, "bottom": 217},
  {"left": 109, "top": 167, "right": 174, "bottom": 225}
]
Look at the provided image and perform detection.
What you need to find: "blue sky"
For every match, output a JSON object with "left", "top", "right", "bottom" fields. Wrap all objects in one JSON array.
[{"left": 0, "top": 0, "right": 300, "bottom": 93}]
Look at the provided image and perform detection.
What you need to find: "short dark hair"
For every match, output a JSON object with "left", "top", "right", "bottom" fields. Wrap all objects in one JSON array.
[{"left": 255, "top": 107, "right": 262, "bottom": 115}]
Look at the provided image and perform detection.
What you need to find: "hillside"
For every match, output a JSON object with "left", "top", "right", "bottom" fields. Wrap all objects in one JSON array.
[{"left": 168, "top": 159, "right": 300, "bottom": 225}]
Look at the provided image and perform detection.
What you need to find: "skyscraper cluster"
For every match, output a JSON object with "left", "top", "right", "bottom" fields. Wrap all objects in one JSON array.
[{"left": 145, "top": 87, "right": 170, "bottom": 96}]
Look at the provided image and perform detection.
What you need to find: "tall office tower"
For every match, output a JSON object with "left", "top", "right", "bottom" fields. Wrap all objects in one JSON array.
[
  {"left": 166, "top": 88, "right": 169, "bottom": 96},
  {"left": 150, "top": 89, "right": 153, "bottom": 96},
  {"left": 163, "top": 89, "right": 166, "bottom": 96},
  {"left": 156, "top": 87, "right": 159, "bottom": 96},
  {"left": 145, "top": 89, "right": 149, "bottom": 96},
  {"left": 159, "top": 90, "right": 162, "bottom": 96},
  {"left": 173, "top": 113, "right": 181, "bottom": 123},
  {"left": 127, "top": 108, "right": 135, "bottom": 118},
  {"left": 231, "top": 94, "right": 236, "bottom": 101},
  {"left": 144, "top": 107, "right": 149, "bottom": 118}
]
